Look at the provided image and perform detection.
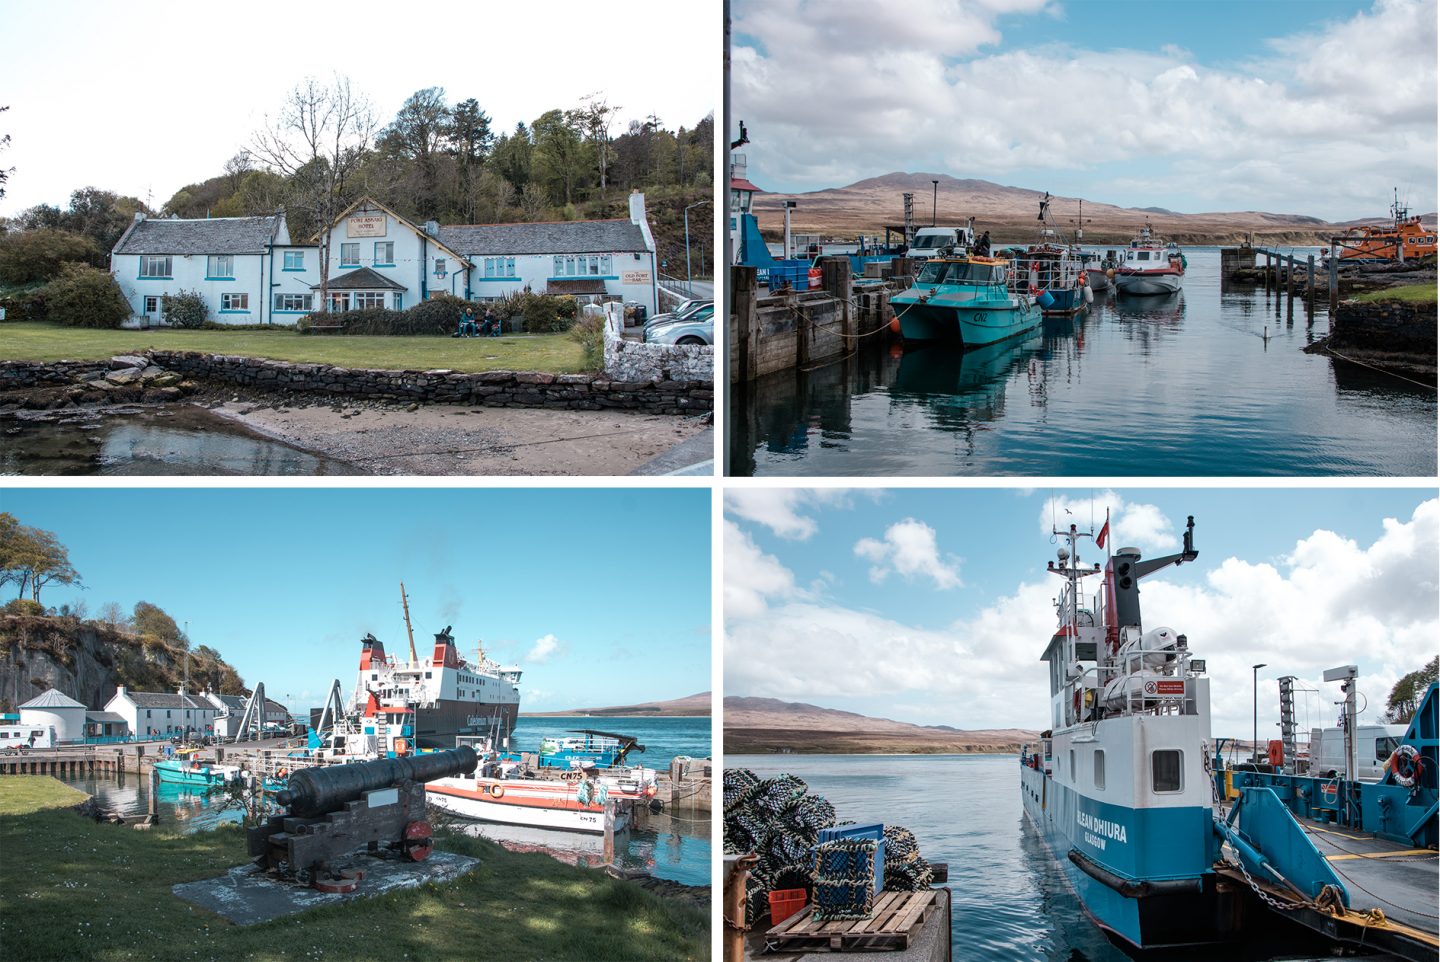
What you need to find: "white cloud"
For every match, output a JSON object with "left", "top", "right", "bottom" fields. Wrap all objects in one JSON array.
[
  {"left": 724, "top": 488, "right": 855, "bottom": 540},
  {"left": 724, "top": 520, "right": 800, "bottom": 619},
  {"left": 733, "top": 0, "right": 1436, "bottom": 220},
  {"left": 729, "top": 498, "right": 1438, "bottom": 735},
  {"left": 854, "top": 518, "right": 962, "bottom": 589},
  {"left": 526, "top": 634, "right": 561, "bottom": 664},
  {"left": 1038, "top": 491, "right": 1178, "bottom": 555}
]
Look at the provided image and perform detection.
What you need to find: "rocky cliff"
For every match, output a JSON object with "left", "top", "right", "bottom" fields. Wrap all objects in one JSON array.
[{"left": 0, "top": 614, "right": 246, "bottom": 712}]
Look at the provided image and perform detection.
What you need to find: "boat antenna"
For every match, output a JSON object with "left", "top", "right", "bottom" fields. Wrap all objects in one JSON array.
[{"left": 400, "top": 582, "right": 419, "bottom": 667}]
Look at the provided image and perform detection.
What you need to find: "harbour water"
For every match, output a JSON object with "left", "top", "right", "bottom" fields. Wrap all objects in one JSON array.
[
  {"left": 731, "top": 754, "right": 1343, "bottom": 962},
  {"left": 0, "top": 407, "right": 360, "bottom": 475},
  {"left": 732, "top": 247, "right": 1436, "bottom": 476},
  {"left": 56, "top": 715, "right": 710, "bottom": 888}
]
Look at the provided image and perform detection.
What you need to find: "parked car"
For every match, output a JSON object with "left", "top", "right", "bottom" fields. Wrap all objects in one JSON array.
[
  {"left": 642, "top": 299, "right": 712, "bottom": 338},
  {"left": 644, "top": 304, "right": 714, "bottom": 345}
]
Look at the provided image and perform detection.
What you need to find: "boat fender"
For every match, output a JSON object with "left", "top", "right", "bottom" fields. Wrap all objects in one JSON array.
[
  {"left": 1387, "top": 744, "right": 1421, "bottom": 788},
  {"left": 1083, "top": 285, "right": 1094, "bottom": 304},
  {"left": 1067, "top": 848, "right": 1202, "bottom": 899},
  {"left": 488, "top": 782, "right": 506, "bottom": 799}
]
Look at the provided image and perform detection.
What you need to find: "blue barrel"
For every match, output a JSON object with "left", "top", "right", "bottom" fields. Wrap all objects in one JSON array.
[{"left": 1036, "top": 290, "right": 1056, "bottom": 310}]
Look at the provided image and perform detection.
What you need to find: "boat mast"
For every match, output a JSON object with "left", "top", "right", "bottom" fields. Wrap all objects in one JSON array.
[{"left": 400, "top": 582, "right": 419, "bottom": 667}]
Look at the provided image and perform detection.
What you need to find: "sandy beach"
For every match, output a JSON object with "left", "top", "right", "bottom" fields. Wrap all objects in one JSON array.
[{"left": 207, "top": 399, "right": 710, "bottom": 476}]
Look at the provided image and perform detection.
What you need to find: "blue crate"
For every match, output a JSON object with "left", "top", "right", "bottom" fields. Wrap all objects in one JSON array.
[{"left": 817, "top": 823, "right": 886, "bottom": 893}]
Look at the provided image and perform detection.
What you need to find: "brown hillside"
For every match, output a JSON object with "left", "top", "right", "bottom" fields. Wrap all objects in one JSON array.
[
  {"left": 523, "top": 691, "right": 712, "bottom": 717},
  {"left": 724, "top": 695, "right": 1037, "bottom": 755}
]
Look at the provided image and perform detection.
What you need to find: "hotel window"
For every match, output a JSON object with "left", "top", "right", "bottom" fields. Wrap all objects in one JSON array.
[
  {"left": 1151, "top": 750, "right": 1183, "bottom": 793},
  {"left": 207, "top": 254, "right": 234, "bottom": 278},
  {"left": 392, "top": 293, "right": 404, "bottom": 310},
  {"left": 1093, "top": 750, "right": 1105, "bottom": 790},
  {"left": 484, "top": 256, "right": 516, "bottom": 278},
  {"left": 374, "top": 242, "right": 394, "bottom": 265},
  {"left": 143, "top": 295, "right": 161, "bottom": 314},
  {"left": 434, "top": 257, "right": 447, "bottom": 276},
  {"left": 329, "top": 292, "right": 351, "bottom": 311},
  {"left": 139, "top": 255, "right": 171, "bottom": 278},
  {"left": 340, "top": 242, "right": 360, "bottom": 266},
  {"left": 354, "top": 292, "right": 386, "bottom": 309},
  {"left": 283, "top": 250, "right": 304, "bottom": 271},
  {"left": 273, "top": 293, "right": 313, "bottom": 312},
  {"left": 220, "top": 293, "right": 249, "bottom": 311}
]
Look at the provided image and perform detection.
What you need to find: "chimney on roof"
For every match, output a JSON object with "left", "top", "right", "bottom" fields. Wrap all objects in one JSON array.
[
  {"left": 629, "top": 191, "right": 646, "bottom": 226},
  {"left": 133, "top": 212, "right": 146, "bottom": 224},
  {"left": 424, "top": 220, "right": 439, "bottom": 237}
]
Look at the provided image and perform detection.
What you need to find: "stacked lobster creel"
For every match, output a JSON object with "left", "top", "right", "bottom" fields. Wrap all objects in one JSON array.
[{"left": 722, "top": 768, "right": 934, "bottom": 927}]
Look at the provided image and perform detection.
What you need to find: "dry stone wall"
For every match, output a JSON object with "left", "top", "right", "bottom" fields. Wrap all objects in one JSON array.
[{"left": 603, "top": 323, "right": 714, "bottom": 383}]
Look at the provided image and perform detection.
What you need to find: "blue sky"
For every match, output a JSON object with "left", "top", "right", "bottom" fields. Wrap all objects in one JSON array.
[
  {"left": 731, "top": 0, "right": 1437, "bottom": 221},
  {"left": 725, "top": 488, "right": 1438, "bottom": 738},
  {"left": 4, "top": 488, "right": 711, "bottom": 714}
]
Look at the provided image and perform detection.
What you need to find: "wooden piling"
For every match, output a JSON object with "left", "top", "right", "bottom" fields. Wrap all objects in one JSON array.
[
  {"left": 147, "top": 765, "right": 159, "bottom": 825},
  {"left": 602, "top": 799, "right": 616, "bottom": 866},
  {"left": 732, "top": 266, "right": 757, "bottom": 383},
  {"left": 1264, "top": 252, "right": 1272, "bottom": 293},
  {"left": 724, "top": 854, "right": 759, "bottom": 962},
  {"left": 1307, "top": 255, "right": 1316, "bottom": 308},
  {"left": 1285, "top": 254, "right": 1295, "bottom": 309},
  {"left": 820, "top": 256, "right": 853, "bottom": 356}
]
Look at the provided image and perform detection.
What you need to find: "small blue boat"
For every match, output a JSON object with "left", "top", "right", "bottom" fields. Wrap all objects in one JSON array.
[
  {"left": 889, "top": 255, "right": 1040, "bottom": 345},
  {"left": 154, "top": 754, "right": 242, "bottom": 789}
]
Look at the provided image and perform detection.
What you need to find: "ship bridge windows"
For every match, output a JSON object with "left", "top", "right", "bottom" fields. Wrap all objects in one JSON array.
[{"left": 1151, "top": 749, "right": 1183, "bottom": 793}]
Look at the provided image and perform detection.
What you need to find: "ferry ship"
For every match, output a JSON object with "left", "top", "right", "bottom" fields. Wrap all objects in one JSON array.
[
  {"left": 1114, "top": 222, "right": 1186, "bottom": 295},
  {"left": 351, "top": 584, "right": 522, "bottom": 751},
  {"left": 1020, "top": 516, "right": 1240, "bottom": 950},
  {"left": 1333, "top": 189, "right": 1437, "bottom": 262}
]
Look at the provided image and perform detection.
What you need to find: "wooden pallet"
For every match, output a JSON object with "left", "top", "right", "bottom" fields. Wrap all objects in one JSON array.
[{"left": 764, "top": 890, "right": 939, "bottom": 953}]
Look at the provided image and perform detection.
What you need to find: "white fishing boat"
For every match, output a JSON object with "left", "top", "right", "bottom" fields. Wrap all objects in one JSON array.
[
  {"left": 1114, "top": 223, "right": 1185, "bottom": 295},
  {"left": 425, "top": 766, "right": 659, "bottom": 834}
]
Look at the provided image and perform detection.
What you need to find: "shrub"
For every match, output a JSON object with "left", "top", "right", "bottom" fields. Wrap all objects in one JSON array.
[
  {"left": 41, "top": 264, "right": 130, "bottom": 328},
  {"left": 569, "top": 313, "right": 606, "bottom": 371},
  {"left": 522, "top": 293, "right": 576, "bottom": 333},
  {"left": 0, "top": 228, "right": 102, "bottom": 285},
  {"left": 404, "top": 293, "right": 470, "bottom": 335},
  {"left": 0, "top": 282, "right": 50, "bottom": 321},
  {"left": 161, "top": 289, "right": 208, "bottom": 328},
  {"left": 2, "top": 599, "right": 45, "bottom": 617}
]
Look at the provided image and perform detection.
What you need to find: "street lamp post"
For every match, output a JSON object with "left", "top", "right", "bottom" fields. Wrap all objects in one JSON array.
[
  {"left": 1253, "top": 663, "right": 1267, "bottom": 765},
  {"left": 684, "top": 200, "right": 712, "bottom": 286},
  {"left": 932, "top": 180, "right": 939, "bottom": 227}
]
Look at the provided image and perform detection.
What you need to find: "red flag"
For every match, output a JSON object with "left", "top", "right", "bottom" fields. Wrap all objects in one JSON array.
[{"left": 1097, "top": 512, "right": 1110, "bottom": 549}]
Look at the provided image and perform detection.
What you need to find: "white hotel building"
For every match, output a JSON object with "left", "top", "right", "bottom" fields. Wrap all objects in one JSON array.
[{"left": 110, "top": 193, "right": 659, "bottom": 325}]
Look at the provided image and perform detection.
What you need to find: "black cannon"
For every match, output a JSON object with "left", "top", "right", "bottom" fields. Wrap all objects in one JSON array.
[{"left": 247, "top": 746, "right": 476, "bottom": 891}]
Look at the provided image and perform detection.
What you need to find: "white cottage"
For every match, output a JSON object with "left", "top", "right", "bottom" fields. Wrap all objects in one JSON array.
[
  {"left": 320, "top": 193, "right": 658, "bottom": 316},
  {"left": 18, "top": 688, "right": 87, "bottom": 744},
  {"left": 202, "top": 691, "right": 292, "bottom": 738},
  {"left": 110, "top": 212, "right": 315, "bottom": 326},
  {"left": 104, "top": 686, "right": 221, "bottom": 741}
]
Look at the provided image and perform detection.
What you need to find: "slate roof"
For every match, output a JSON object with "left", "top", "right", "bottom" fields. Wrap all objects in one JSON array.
[
  {"left": 316, "top": 266, "right": 406, "bottom": 291},
  {"left": 547, "top": 279, "right": 608, "bottom": 295},
  {"left": 438, "top": 220, "right": 648, "bottom": 256},
  {"left": 113, "top": 215, "right": 279, "bottom": 255},
  {"left": 86, "top": 712, "right": 127, "bottom": 723},
  {"left": 20, "top": 689, "right": 86, "bottom": 710},
  {"left": 118, "top": 691, "right": 216, "bottom": 710}
]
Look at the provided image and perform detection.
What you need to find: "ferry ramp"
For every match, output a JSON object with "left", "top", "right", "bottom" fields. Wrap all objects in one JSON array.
[{"left": 1302, "top": 817, "right": 1438, "bottom": 937}]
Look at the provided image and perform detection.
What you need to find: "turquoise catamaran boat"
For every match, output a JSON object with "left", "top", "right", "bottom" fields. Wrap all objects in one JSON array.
[
  {"left": 154, "top": 752, "right": 243, "bottom": 789},
  {"left": 889, "top": 255, "right": 1040, "bottom": 345}
]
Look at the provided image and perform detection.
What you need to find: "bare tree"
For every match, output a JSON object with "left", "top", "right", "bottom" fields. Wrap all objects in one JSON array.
[
  {"left": 251, "top": 76, "right": 377, "bottom": 315},
  {"left": 222, "top": 151, "right": 254, "bottom": 193},
  {"left": 578, "top": 93, "right": 620, "bottom": 198}
]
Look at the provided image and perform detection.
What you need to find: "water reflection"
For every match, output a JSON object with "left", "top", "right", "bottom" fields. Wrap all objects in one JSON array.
[{"left": 1, "top": 408, "right": 361, "bottom": 476}]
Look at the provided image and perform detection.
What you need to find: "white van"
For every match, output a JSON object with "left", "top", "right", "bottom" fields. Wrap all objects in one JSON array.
[
  {"left": 1307, "top": 724, "right": 1409, "bottom": 781},
  {"left": 908, "top": 226, "right": 975, "bottom": 261},
  {"left": 0, "top": 726, "right": 55, "bottom": 754}
]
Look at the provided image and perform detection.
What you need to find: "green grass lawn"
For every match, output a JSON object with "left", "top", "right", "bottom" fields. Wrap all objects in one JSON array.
[
  {"left": 0, "top": 322, "right": 589, "bottom": 374},
  {"left": 0, "top": 776, "right": 707, "bottom": 961},
  {"left": 1351, "top": 282, "right": 1438, "bottom": 305}
]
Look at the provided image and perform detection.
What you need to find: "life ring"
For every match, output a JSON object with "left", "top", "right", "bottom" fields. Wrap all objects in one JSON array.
[
  {"left": 488, "top": 782, "right": 506, "bottom": 799},
  {"left": 1388, "top": 744, "right": 1421, "bottom": 787},
  {"left": 1029, "top": 261, "right": 1039, "bottom": 274},
  {"left": 1028, "top": 284, "right": 1041, "bottom": 297}
]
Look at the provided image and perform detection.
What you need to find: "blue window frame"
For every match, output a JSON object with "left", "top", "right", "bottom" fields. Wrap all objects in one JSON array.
[
  {"left": 138, "top": 255, "right": 171, "bottom": 278},
  {"left": 374, "top": 242, "right": 394, "bottom": 266},
  {"left": 206, "top": 254, "right": 234, "bottom": 279},
  {"left": 273, "top": 293, "right": 313, "bottom": 313},
  {"left": 220, "top": 293, "right": 250, "bottom": 313},
  {"left": 340, "top": 242, "right": 360, "bottom": 266},
  {"left": 283, "top": 250, "right": 305, "bottom": 271},
  {"left": 392, "top": 293, "right": 403, "bottom": 310}
]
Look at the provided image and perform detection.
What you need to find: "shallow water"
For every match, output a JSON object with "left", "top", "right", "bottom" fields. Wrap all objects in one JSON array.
[
  {"left": 731, "top": 247, "right": 1436, "bottom": 476},
  {"left": 730, "top": 754, "right": 1343, "bottom": 962},
  {"left": 0, "top": 406, "right": 362, "bottom": 475}
]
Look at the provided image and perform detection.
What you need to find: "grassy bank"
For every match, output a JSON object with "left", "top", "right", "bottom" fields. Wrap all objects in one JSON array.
[
  {"left": 0, "top": 322, "right": 587, "bottom": 374},
  {"left": 1350, "top": 282, "right": 1438, "bottom": 306},
  {"left": 0, "top": 776, "right": 707, "bottom": 962}
]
